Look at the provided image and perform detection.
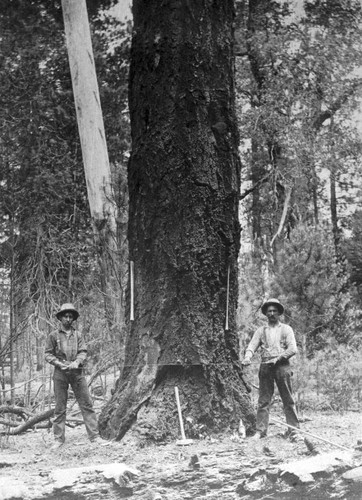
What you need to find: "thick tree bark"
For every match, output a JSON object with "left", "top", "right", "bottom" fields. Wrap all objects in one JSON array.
[{"left": 99, "top": 0, "right": 255, "bottom": 441}]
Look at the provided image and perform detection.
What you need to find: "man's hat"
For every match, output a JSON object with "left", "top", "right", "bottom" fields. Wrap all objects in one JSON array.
[
  {"left": 261, "top": 298, "right": 284, "bottom": 316},
  {"left": 56, "top": 303, "right": 79, "bottom": 320}
]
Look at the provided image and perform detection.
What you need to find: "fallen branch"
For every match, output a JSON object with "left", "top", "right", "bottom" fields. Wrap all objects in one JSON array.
[
  {"left": 34, "top": 419, "right": 81, "bottom": 430},
  {"left": 33, "top": 422, "right": 52, "bottom": 429},
  {"left": 0, "top": 407, "right": 88, "bottom": 434},
  {"left": 0, "top": 408, "right": 54, "bottom": 435},
  {"left": 0, "top": 419, "right": 22, "bottom": 427},
  {"left": 0, "top": 405, "right": 32, "bottom": 418}
]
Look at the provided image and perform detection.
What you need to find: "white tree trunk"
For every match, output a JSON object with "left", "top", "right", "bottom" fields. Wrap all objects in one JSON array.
[
  {"left": 61, "top": 0, "right": 115, "bottom": 225},
  {"left": 61, "top": 0, "right": 125, "bottom": 367}
]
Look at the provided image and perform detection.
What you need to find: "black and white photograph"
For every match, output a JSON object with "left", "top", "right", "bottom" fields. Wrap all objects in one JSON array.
[{"left": 0, "top": 1, "right": 362, "bottom": 498}]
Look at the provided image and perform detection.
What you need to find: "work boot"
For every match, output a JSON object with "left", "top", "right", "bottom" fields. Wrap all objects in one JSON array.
[
  {"left": 90, "top": 436, "right": 105, "bottom": 445},
  {"left": 50, "top": 441, "right": 64, "bottom": 451},
  {"left": 286, "top": 431, "right": 303, "bottom": 442},
  {"left": 251, "top": 432, "right": 263, "bottom": 440}
]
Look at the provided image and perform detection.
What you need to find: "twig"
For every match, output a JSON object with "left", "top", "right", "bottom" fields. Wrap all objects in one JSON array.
[
  {"left": 239, "top": 172, "right": 272, "bottom": 201},
  {"left": 1, "top": 376, "right": 45, "bottom": 393},
  {"left": 87, "top": 357, "right": 120, "bottom": 387}
]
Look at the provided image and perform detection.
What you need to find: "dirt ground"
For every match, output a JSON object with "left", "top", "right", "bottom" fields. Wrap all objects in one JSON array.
[{"left": 1, "top": 408, "right": 361, "bottom": 499}]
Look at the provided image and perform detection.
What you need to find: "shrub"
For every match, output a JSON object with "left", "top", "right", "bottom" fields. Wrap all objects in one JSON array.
[{"left": 293, "top": 341, "right": 362, "bottom": 412}]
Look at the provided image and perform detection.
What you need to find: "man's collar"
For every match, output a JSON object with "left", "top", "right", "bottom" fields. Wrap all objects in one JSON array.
[
  {"left": 267, "top": 321, "right": 281, "bottom": 327},
  {"left": 59, "top": 327, "right": 75, "bottom": 335}
]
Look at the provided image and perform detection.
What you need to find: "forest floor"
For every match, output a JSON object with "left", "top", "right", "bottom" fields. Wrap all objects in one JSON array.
[{"left": 0, "top": 408, "right": 361, "bottom": 499}]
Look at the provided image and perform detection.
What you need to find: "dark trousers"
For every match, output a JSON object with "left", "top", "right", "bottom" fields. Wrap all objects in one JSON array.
[
  {"left": 256, "top": 360, "right": 299, "bottom": 436},
  {"left": 53, "top": 369, "right": 99, "bottom": 442}
]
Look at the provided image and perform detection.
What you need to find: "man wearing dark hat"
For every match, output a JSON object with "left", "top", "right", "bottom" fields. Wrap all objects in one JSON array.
[
  {"left": 45, "top": 303, "right": 102, "bottom": 449},
  {"left": 242, "top": 298, "right": 300, "bottom": 440}
]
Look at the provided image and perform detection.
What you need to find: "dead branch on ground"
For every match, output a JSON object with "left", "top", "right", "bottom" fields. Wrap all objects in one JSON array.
[
  {"left": 0, "top": 406, "right": 89, "bottom": 434},
  {"left": 0, "top": 408, "right": 54, "bottom": 435},
  {"left": 0, "top": 405, "right": 32, "bottom": 418}
]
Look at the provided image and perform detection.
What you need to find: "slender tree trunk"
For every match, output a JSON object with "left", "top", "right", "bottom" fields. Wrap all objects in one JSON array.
[
  {"left": 328, "top": 119, "right": 342, "bottom": 261},
  {"left": 99, "top": 0, "right": 255, "bottom": 441},
  {"left": 9, "top": 219, "right": 15, "bottom": 405},
  {"left": 61, "top": 0, "right": 125, "bottom": 366},
  {"left": 247, "top": 0, "right": 289, "bottom": 266},
  {"left": 0, "top": 327, "right": 4, "bottom": 402},
  {"left": 311, "top": 166, "right": 319, "bottom": 225},
  {"left": 330, "top": 169, "right": 340, "bottom": 254},
  {"left": 247, "top": 0, "right": 267, "bottom": 245},
  {"left": 36, "top": 325, "right": 44, "bottom": 372}
]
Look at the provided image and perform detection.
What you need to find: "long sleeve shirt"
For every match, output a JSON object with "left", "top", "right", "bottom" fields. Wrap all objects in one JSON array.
[
  {"left": 244, "top": 322, "right": 297, "bottom": 364},
  {"left": 45, "top": 328, "right": 87, "bottom": 368}
]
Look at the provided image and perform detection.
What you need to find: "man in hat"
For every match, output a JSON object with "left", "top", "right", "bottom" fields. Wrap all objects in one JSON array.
[
  {"left": 241, "top": 298, "right": 300, "bottom": 440},
  {"left": 45, "top": 303, "right": 102, "bottom": 449}
]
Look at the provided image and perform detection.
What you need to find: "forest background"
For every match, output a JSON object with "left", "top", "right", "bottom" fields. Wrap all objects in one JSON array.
[{"left": 0, "top": 0, "right": 362, "bottom": 435}]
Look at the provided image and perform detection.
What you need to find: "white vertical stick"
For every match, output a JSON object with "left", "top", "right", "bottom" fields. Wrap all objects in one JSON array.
[
  {"left": 225, "top": 264, "right": 230, "bottom": 330},
  {"left": 130, "top": 260, "right": 134, "bottom": 321},
  {"left": 174, "top": 386, "right": 187, "bottom": 440}
]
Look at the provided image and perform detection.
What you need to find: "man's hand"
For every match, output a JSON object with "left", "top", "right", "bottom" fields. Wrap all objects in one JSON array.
[
  {"left": 273, "top": 356, "right": 284, "bottom": 365},
  {"left": 241, "top": 357, "right": 251, "bottom": 367},
  {"left": 56, "top": 361, "right": 69, "bottom": 371},
  {"left": 67, "top": 361, "right": 79, "bottom": 370}
]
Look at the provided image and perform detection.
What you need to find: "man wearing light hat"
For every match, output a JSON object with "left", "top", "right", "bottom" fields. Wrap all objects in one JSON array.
[
  {"left": 242, "top": 298, "right": 300, "bottom": 440},
  {"left": 45, "top": 303, "right": 102, "bottom": 449}
]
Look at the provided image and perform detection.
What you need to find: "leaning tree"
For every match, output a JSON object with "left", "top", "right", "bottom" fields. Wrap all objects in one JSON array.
[{"left": 99, "top": 0, "right": 255, "bottom": 441}]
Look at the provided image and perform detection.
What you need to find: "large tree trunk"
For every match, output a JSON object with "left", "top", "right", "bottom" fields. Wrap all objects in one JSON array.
[{"left": 99, "top": 0, "right": 255, "bottom": 441}]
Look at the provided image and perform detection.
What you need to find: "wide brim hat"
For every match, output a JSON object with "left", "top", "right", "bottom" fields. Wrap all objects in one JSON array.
[
  {"left": 261, "top": 298, "right": 284, "bottom": 316},
  {"left": 56, "top": 303, "right": 79, "bottom": 320}
]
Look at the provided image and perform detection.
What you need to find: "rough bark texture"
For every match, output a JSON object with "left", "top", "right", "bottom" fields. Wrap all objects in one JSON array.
[{"left": 99, "top": 0, "right": 255, "bottom": 441}]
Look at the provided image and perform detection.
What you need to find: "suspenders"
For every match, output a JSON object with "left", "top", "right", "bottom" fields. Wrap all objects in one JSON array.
[{"left": 262, "top": 325, "right": 287, "bottom": 350}]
